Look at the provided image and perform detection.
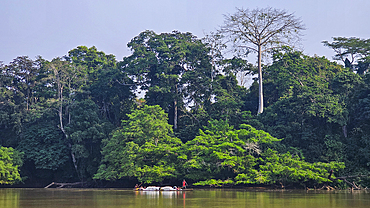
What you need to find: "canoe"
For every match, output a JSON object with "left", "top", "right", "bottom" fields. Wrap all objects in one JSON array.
[
  {"left": 161, "top": 186, "right": 180, "bottom": 191},
  {"left": 137, "top": 186, "right": 160, "bottom": 191},
  {"left": 133, "top": 186, "right": 193, "bottom": 191}
]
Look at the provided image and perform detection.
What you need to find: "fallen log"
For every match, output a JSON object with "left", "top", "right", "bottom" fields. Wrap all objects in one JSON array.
[
  {"left": 329, "top": 171, "right": 370, "bottom": 190},
  {"left": 44, "top": 182, "right": 83, "bottom": 188}
]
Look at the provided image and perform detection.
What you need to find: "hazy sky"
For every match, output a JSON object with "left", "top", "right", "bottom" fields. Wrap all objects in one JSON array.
[{"left": 1, "top": 0, "right": 369, "bottom": 64}]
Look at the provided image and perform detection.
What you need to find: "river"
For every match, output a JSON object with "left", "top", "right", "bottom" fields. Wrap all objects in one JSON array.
[{"left": 0, "top": 188, "right": 369, "bottom": 208}]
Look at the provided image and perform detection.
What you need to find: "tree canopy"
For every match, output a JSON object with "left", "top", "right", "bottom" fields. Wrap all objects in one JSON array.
[
  {"left": 323, "top": 37, "right": 370, "bottom": 75},
  {"left": 0, "top": 146, "right": 23, "bottom": 185},
  {"left": 219, "top": 7, "right": 305, "bottom": 114},
  {"left": 94, "top": 105, "right": 182, "bottom": 184},
  {"left": 1, "top": 8, "right": 369, "bottom": 188}
]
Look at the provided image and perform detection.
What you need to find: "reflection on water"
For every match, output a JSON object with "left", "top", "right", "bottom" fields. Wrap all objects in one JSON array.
[
  {"left": 0, "top": 188, "right": 369, "bottom": 208},
  {"left": 0, "top": 189, "right": 19, "bottom": 208}
]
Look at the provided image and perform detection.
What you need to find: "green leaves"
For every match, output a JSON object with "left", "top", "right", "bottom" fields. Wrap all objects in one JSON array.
[
  {"left": 233, "top": 149, "right": 345, "bottom": 186},
  {"left": 256, "top": 149, "right": 344, "bottom": 185},
  {"left": 135, "top": 165, "right": 177, "bottom": 184},
  {"left": 18, "top": 122, "right": 69, "bottom": 170},
  {"left": 322, "top": 37, "right": 370, "bottom": 75},
  {"left": 185, "top": 119, "right": 343, "bottom": 188},
  {"left": 0, "top": 146, "right": 23, "bottom": 185},
  {"left": 249, "top": 48, "right": 353, "bottom": 162},
  {"left": 95, "top": 105, "right": 182, "bottom": 184},
  {"left": 181, "top": 120, "right": 275, "bottom": 182},
  {"left": 124, "top": 30, "right": 213, "bottom": 129}
]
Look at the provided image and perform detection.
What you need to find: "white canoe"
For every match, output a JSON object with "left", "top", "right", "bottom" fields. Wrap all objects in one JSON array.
[
  {"left": 141, "top": 186, "right": 160, "bottom": 191},
  {"left": 160, "top": 186, "right": 179, "bottom": 191}
]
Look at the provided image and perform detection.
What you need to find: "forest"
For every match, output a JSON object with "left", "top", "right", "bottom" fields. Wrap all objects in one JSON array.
[{"left": 1, "top": 8, "right": 370, "bottom": 189}]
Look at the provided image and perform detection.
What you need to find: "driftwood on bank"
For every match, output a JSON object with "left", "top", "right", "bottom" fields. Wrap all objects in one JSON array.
[
  {"left": 333, "top": 175, "right": 370, "bottom": 190},
  {"left": 328, "top": 170, "right": 370, "bottom": 190},
  {"left": 44, "top": 182, "right": 83, "bottom": 188}
]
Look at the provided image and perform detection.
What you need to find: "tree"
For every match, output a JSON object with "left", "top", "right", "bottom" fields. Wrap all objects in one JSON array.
[
  {"left": 206, "top": 74, "right": 249, "bottom": 127},
  {"left": 66, "top": 46, "right": 116, "bottom": 80},
  {"left": 67, "top": 46, "right": 135, "bottom": 126},
  {"left": 182, "top": 119, "right": 343, "bottom": 188},
  {"left": 65, "top": 99, "right": 114, "bottom": 180},
  {"left": 18, "top": 120, "right": 69, "bottom": 171},
  {"left": 180, "top": 119, "right": 280, "bottom": 182},
  {"left": 322, "top": 37, "right": 370, "bottom": 75},
  {"left": 219, "top": 7, "right": 305, "bottom": 114},
  {"left": 220, "top": 57, "right": 256, "bottom": 87},
  {"left": 44, "top": 58, "right": 87, "bottom": 179},
  {"left": 6, "top": 56, "right": 39, "bottom": 111},
  {"left": 250, "top": 48, "right": 353, "bottom": 162},
  {"left": 235, "top": 149, "right": 344, "bottom": 187},
  {"left": 0, "top": 146, "right": 23, "bottom": 185},
  {"left": 94, "top": 105, "right": 182, "bottom": 184},
  {"left": 345, "top": 73, "right": 370, "bottom": 177},
  {"left": 0, "top": 56, "right": 45, "bottom": 146},
  {"left": 123, "top": 30, "right": 213, "bottom": 130}
]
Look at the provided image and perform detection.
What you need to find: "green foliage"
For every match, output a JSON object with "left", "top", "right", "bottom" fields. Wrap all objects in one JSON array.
[
  {"left": 0, "top": 56, "right": 45, "bottom": 146},
  {"left": 95, "top": 105, "right": 182, "bottom": 184},
  {"left": 193, "top": 178, "right": 234, "bottom": 187},
  {"left": 206, "top": 74, "right": 249, "bottom": 127},
  {"left": 2, "top": 33, "right": 370, "bottom": 188},
  {"left": 323, "top": 37, "right": 370, "bottom": 74},
  {"left": 65, "top": 99, "right": 114, "bottom": 179},
  {"left": 345, "top": 73, "right": 370, "bottom": 177},
  {"left": 18, "top": 122, "right": 69, "bottom": 170},
  {"left": 250, "top": 149, "right": 344, "bottom": 186},
  {"left": 184, "top": 119, "right": 343, "bottom": 188},
  {"left": 0, "top": 146, "right": 23, "bottom": 184},
  {"left": 123, "top": 30, "right": 213, "bottom": 129},
  {"left": 248, "top": 48, "right": 355, "bottom": 162},
  {"left": 179, "top": 120, "right": 280, "bottom": 182},
  {"left": 67, "top": 46, "right": 135, "bottom": 126},
  {"left": 67, "top": 46, "right": 116, "bottom": 79}
]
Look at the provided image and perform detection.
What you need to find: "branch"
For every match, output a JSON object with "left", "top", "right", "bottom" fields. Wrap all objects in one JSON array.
[
  {"left": 115, "top": 79, "right": 136, "bottom": 86},
  {"left": 329, "top": 173, "right": 370, "bottom": 190},
  {"left": 44, "top": 182, "right": 84, "bottom": 188}
]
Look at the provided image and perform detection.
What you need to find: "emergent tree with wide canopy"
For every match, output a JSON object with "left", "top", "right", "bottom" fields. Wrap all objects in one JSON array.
[{"left": 220, "top": 7, "right": 305, "bottom": 114}]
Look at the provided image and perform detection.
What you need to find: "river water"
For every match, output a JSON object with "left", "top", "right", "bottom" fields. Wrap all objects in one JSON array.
[{"left": 0, "top": 188, "right": 369, "bottom": 208}]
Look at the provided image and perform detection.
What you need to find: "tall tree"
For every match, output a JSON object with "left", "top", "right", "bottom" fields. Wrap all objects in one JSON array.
[
  {"left": 345, "top": 73, "right": 370, "bottom": 175},
  {"left": 322, "top": 37, "right": 370, "bottom": 75},
  {"left": 123, "top": 30, "right": 213, "bottom": 129},
  {"left": 6, "top": 56, "right": 39, "bottom": 111},
  {"left": 66, "top": 46, "right": 116, "bottom": 80},
  {"left": 252, "top": 48, "right": 352, "bottom": 162},
  {"left": 64, "top": 99, "right": 114, "bottom": 180},
  {"left": 219, "top": 7, "right": 305, "bottom": 114},
  {"left": 67, "top": 46, "right": 135, "bottom": 126},
  {"left": 0, "top": 56, "right": 44, "bottom": 146},
  {"left": 44, "top": 58, "right": 86, "bottom": 179}
]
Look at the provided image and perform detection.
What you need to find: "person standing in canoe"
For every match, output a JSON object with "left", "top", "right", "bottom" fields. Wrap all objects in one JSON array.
[{"left": 182, "top": 179, "right": 188, "bottom": 189}]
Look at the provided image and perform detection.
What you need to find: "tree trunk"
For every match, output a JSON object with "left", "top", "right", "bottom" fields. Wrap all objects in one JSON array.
[
  {"left": 257, "top": 44, "right": 264, "bottom": 114},
  {"left": 44, "top": 182, "right": 83, "bottom": 188},
  {"left": 174, "top": 99, "right": 177, "bottom": 129},
  {"left": 54, "top": 66, "right": 80, "bottom": 181},
  {"left": 342, "top": 125, "right": 347, "bottom": 138},
  {"left": 174, "top": 84, "right": 178, "bottom": 129}
]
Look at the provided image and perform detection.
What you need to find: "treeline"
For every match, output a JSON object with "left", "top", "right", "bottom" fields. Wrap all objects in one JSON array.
[{"left": 0, "top": 30, "right": 370, "bottom": 188}]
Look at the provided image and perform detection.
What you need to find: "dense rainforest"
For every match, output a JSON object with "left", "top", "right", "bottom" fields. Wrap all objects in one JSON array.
[{"left": 1, "top": 29, "right": 370, "bottom": 188}]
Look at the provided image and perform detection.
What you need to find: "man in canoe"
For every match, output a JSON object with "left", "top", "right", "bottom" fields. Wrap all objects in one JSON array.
[{"left": 182, "top": 179, "right": 188, "bottom": 189}]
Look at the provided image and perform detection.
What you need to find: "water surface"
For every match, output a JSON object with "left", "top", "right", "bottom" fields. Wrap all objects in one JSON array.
[{"left": 0, "top": 188, "right": 369, "bottom": 208}]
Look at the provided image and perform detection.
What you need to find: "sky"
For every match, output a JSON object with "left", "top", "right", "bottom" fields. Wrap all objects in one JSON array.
[{"left": 1, "top": 0, "right": 369, "bottom": 65}]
